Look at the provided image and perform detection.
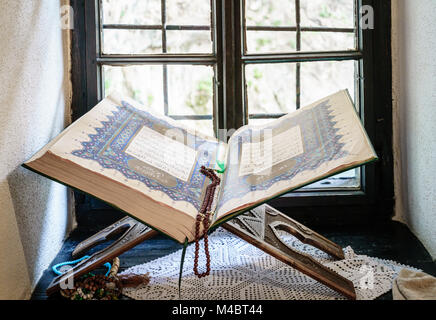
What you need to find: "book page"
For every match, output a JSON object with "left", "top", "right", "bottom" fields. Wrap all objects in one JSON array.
[
  {"left": 215, "top": 90, "right": 377, "bottom": 219},
  {"left": 238, "top": 126, "right": 304, "bottom": 176},
  {"left": 125, "top": 126, "right": 197, "bottom": 182}
]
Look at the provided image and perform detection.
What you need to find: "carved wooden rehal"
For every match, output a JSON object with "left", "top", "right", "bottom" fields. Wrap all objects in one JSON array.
[{"left": 47, "top": 205, "right": 356, "bottom": 300}]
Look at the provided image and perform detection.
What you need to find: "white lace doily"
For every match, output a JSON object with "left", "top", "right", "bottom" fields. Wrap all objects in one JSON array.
[{"left": 120, "top": 228, "right": 419, "bottom": 300}]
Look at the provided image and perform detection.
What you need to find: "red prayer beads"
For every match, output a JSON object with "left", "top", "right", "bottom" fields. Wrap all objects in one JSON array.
[{"left": 193, "top": 166, "right": 221, "bottom": 278}]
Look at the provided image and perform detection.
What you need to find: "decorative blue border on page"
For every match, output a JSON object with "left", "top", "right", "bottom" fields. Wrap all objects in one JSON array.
[
  {"left": 72, "top": 101, "right": 218, "bottom": 210},
  {"left": 219, "top": 100, "right": 348, "bottom": 206}
]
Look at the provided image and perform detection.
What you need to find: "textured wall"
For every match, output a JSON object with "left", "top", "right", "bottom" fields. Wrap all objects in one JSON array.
[
  {"left": 0, "top": 0, "right": 74, "bottom": 298},
  {"left": 392, "top": 0, "right": 436, "bottom": 259}
]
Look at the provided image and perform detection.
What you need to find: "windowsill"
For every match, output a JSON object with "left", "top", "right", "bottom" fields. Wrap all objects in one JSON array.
[{"left": 30, "top": 216, "right": 436, "bottom": 300}]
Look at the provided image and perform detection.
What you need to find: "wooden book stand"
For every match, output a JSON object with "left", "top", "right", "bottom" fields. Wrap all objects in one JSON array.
[{"left": 46, "top": 204, "right": 356, "bottom": 300}]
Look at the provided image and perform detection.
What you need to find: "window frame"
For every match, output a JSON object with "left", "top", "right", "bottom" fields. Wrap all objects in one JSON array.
[{"left": 71, "top": 0, "right": 393, "bottom": 225}]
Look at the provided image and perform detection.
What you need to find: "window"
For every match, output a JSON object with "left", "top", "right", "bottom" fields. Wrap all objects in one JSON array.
[
  {"left": 100, "top": 0, "right": 218, "bottom": 137},
  {"left": 72, "top": 0, "right": 393, "bottom": 222},
  {"left": 244, "top": 0, "right": 360, "bottom": 190}
]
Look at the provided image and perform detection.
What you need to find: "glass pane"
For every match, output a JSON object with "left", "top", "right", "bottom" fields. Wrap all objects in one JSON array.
[
  {"left": 245, "top": 0, "right": 296, "bottom": 26},
  {"left": 246, "top": 63, "right": 297, "bottom": 115},
  {"left": 103, "top": 65, "right": 215, "bottom": 133},
  {"left": 176, "top": 120, "right": 214, "bottom": 138},
  {"left": 301, "top": 31, "right": 355, "bottom": 52},
  {"left": 102, "top": 30, "right": 162, "bottom": 54},
  {"left": 102, "top": 0, "right": 161, "bottom": 25},
  {"left": 303, "top": 168, "right": 360, "bottom": 189},
  {"left": 167, "top": 30, "right": 212, "bottom": 53},
  {"left": 247, "top": 118, "right": 277, "bottom": 126},
  {"left": 246, "top": 31, "right": 297, "bottom": 53},
  {"left": 103, "top": 65, "right": 165, "bottom": 115},
  {"left": 300, "top": 0, "right": 355, "bottom": 28},
  {"left": 166, "top": 0, "right": 211, "bottom": 26},
  {"left": 167, "top": 65, "right": 214, "bottom": 116},
  {"left": 300, "top": 60, "right": 356, "bottom": 107}
]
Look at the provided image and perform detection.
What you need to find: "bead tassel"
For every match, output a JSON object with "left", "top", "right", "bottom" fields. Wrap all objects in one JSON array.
[{"left": 193, "top": 166, "right": 220, "bottom": 278}]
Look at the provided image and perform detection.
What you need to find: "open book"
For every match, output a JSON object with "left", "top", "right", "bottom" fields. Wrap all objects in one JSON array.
[{"left": 24, "top": 90, "right": 377, "bottom": 243}]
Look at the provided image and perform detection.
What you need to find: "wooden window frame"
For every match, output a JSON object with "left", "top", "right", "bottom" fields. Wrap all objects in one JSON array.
[{"left": 70, "top": 0, "right": 393, "bottom": 226}]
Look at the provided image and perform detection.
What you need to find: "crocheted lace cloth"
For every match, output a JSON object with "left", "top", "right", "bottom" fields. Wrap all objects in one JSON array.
[{"left": 120, "top": 228, "right": 419, "bottom": 300}]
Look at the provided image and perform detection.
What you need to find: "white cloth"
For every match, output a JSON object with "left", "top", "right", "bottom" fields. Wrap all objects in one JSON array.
[
  {"left": 392, "top": 269, "right": 436, "bottom": 300},
  {"left": 121, "top": 228, "right": 419, "bottom": 300}
]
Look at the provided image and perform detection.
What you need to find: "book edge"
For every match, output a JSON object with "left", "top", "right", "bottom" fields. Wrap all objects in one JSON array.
[
  {"left": 22, "top": 162, "right": 188, "bottom": 244},
  {"left": 211, "top": 155, "right": 378, "bottom": 230}
]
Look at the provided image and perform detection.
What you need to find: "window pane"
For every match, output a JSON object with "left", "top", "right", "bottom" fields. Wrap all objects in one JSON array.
[
  {"left": 245, "top": 0, "right": 296, "bottom": 26},
  {"left": 167, "top": 65, "right": 214, "bottom": 116},
  {"left": 246, "top": 31, "right": 297, "bottom": 53},
  {"left": 102, "top": 30, "right": 162, "bottom": 54},
  {"left": 166, "top": 0, "right": 211, "bottom": 26},
  {"left": 103, "top": 65, "right": 165, "bottom": 115},
  {"left": 247, "top": 118, "right": 276, "bottom": 126},
  {"left": 103, "top": 65, "right": 215, "bottom": 131},
  {"left": 301, "top": 31, "right": 355, "bottom": 52},
  {"left": 246, "top": 63, "right": 297, "bottom": 115},
  {"left": 300, "top": 0, "right": 355, "bottom": 28},
  {"left": 102, "top": 0, "right": 161, "bottom": 25},
  {"left": 300, "top": 60, "right": 356, "bottom": 107},
  {"left": 176, "top": 120, "right": 214, "bottom": 138},
  {"left": 302, "top": 168, "right": 360, "bottom": 189},
  {"left": 167, "top": 30, "right": 212, "bottom": 54}
]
